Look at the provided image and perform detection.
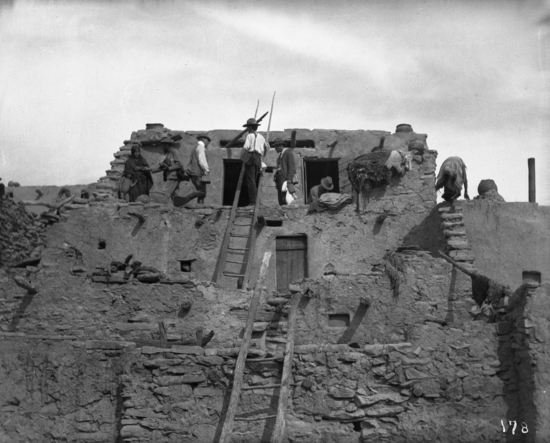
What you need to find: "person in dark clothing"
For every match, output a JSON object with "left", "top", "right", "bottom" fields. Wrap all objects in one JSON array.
[
  {"left": 123, "top": 145, "right": 154, "bottom": 202},
  {"left": 242, "top": 118, "right": 269, "bottom": 207},
  {"left": 272, "top": 138, "right": 296, "bottom": 206}
]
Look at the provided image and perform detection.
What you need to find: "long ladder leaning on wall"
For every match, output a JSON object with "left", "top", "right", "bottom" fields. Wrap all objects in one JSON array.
[
  {"left": 213, "top": 163, "right": 263, "bottom": 289},
  {"left": 217, "top": 251, "right": 301, "bottom": 443}
]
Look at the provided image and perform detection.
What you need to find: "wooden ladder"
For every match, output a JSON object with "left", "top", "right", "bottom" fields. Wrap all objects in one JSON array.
[
  {"left": 214, "top": 163, "right": 263, "bottom": 289},
  {"left": 218, "top": 254, "right": 300, "bottom": 443}
]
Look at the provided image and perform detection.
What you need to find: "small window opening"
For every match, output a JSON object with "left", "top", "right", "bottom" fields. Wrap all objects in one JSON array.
[
  {"left": 522, "top": 271, "right": 541, "bottom": 284},
  {"left": 352, "top": 421, "right": 362, "bottom": 432},
  {"left": 178, "top": 259, "right": 196, "bottom": 272},
  {"left": 328, "top": 314, "right": 350, "bottom": 328},
  {"left": 258, "top": 216, "right": 283, "bottom": 227},
  {"left": 98, "top": 239, "right": 106, "bottom": 249}
]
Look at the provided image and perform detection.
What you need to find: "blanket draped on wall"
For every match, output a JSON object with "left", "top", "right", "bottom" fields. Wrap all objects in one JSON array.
[{"left": 347, "top": 150, "right": 412, "bottom": 210}]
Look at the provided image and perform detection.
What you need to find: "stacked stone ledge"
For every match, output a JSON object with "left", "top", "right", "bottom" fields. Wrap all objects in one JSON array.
[{"left": 438, "top": 204, "right": 477, "bottom": 273}]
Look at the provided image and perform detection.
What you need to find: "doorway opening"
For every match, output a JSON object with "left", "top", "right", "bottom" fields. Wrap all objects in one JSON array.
[
  {"left": 303, "top": 158, "right": 340, "bottom": 203},
  {"left": 275, "top": 235, "right": 308, "bottom": 294},
  {"left": 223, "top": 159, "right": 259, "bottom": 207}
]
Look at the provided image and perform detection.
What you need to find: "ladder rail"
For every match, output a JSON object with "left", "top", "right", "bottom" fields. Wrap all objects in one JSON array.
[
  {"left": 271, "top": 293, "right": 300, "bottom": 443},
  {"left": 218, "top": 252, "right": 272, "bottom": 443},
  {"left": 214, "top": 164, "right": 246, "bottom": 284}
]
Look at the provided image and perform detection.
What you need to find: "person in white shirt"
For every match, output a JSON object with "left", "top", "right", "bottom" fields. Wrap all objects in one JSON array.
[
  {"left": 242, "top": 118, "right": 269, "bottom": 206},
  {"left": 181, "top": 133, "right": 211, "bottom": 205}
]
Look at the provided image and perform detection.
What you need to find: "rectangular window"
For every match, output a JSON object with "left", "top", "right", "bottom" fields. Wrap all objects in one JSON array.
[{"left": 303, "top": 158, "right": 340, "bottom": 204}]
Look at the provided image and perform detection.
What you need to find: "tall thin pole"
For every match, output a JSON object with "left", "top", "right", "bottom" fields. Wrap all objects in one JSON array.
[
  {"left": 254, "top": 100, "right": 259, "bottom": 119},
  {"left": 266, "top": 91, "right": 276, "bottom": 144},
  {"left": 528, "top": 158, "right": 536, "bottom": 203}
]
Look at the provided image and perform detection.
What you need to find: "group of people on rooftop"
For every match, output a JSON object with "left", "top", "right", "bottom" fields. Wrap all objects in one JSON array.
[{"left": 120, "top": 117, "right": 334, "bottom": 207}]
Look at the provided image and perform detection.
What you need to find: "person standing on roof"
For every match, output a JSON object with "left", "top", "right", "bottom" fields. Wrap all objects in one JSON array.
[
  {"left": 242, "top": 118, "right": 269, "bottom": 207},
  {"left": 272, "top": 137, "right": 296, "bottom": 206},
  {"left": 309, "top": 176, "right": 334, "bottom": 203},
  {"left": 159, "top": 136, "right": 184, "bottom": 203},
  {"left": 180, "top": 133, "right": 212, "bottom": 205}
]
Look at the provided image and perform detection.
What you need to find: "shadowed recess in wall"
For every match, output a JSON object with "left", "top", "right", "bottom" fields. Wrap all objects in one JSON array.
[
  {"left": 8, "top": 289, "right": 37, "bottom": 332},
  {"left": 336, "top": 303, "right": 369, "bottom": 344},
  {"left": 401, "top": 205, "right": 446, "bottom": 256}
]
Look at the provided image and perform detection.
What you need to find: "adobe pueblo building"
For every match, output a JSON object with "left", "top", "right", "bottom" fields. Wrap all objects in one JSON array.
[{"left": 0, "top": 123, "right": 549, "bottom": 443}]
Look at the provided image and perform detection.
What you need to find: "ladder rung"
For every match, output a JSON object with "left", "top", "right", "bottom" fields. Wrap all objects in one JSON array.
[
  {"left": 228, "top": 248, "right": 249, "bottom": 251},
  {"left": 226, "top": 259, "right": 245, "bottom": 265},
  {"left": 233, "top": 223, "right": 251, "bottom": 226},
  {"left": 235, "top": 415, "right": 277, "bottom": 422},
  {"left": 230, "top": 234, "right": 251, "bottom": 238},
  {"left": 246, "top": 357, "right": 283, "bottom": 362},
  {"left": 241, "top": 384, "right": 281, "bottom": 391},
  {"left": 224, "top": 272, "right": 246, "bottom": 277}
]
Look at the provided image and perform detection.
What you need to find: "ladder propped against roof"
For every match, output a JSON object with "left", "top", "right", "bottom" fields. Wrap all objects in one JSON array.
[
  {"left": 214, "top": 163, "right": 263, "bottom": 289},
  {"left": 217, "top": 251, "right": 300, "bottom": 443}
]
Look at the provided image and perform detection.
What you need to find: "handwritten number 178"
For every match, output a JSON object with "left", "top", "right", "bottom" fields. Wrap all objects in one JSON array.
[{"left": 501, "top": 420, "right": 528, "bottom": 434}]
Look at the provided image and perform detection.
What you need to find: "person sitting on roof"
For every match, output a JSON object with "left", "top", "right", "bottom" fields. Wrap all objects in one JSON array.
[
  {"left": 435, "top": 156, "right": 470, "bottom": 204},
  {"left": 309, "top": 176, "right": 334, "bottom": 203}
]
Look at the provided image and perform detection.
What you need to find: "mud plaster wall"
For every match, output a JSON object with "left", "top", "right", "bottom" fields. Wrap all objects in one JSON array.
[
  {"left": 461, "top": 201, "right": 550, "bottom": 289},
  {"left": 112, "top": 127, "right": 428, "bottom": 206},
  {"left": 0, "top": 340, "right": 131, "bottom": 443}
]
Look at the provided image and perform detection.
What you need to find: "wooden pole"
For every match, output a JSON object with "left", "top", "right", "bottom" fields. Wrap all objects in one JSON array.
[
  {"left": 218, "top": 252, "right": 272, "bottom": 443},
  {"left": 224, "top": 112, "right": 269, "bottom": 149},
  {"left": 254, "top": 100, "right": 259, "bottom": 119},
  {"left": 272, "top": 292, "right": 300, "bottom": 443},
  {"left": 290, "top": 130, "right": 297, "bottom": 149},
  {"left": 438, "top": 250, "right": 477, "bottom": 277},
  {"left": 528, "top": 158, "right": 536, "bottom": 203},
  {"left": 266, "top": 91, "right": 276, "bottom": 144}
]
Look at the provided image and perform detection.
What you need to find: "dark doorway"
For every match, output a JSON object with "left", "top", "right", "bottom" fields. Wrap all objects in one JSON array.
[
  {"left": 276, "top": 235, "right": 308, "bottom": 294},
  {"left": 223, "top": 159, "right": 257, "bottom": 207},
  {"left": 303, "top": 158, "right": 340, "bottom": 203}
]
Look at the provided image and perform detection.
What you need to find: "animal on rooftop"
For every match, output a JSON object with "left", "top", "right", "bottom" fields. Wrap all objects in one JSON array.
[
  {"left": 57, "top": 187, "right": 71, "bottom": 201},
  {"left": 435, "top": 156, "right": 470, "bottom": 205}
]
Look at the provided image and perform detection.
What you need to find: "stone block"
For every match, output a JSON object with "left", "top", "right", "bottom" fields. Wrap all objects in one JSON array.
[
  {"left": 171, "top": 345, "right": 204, "bottom": 355},
  {"left": 355, "top": 393, "right": 406, "bottom": 407},
  {"left": 400, "top": 356, "right": 431, "bottom": 366},
  {"left": 329, "top": 388, "right": 355, "bottom": 399},
  {"left": 120, "top": 425, "right": 148, "bottom": 438},
  {"left": 153, "top": 384, "right": 193, "bottom": 397},
  {"left": 85, "top": 340, "right": 127, "bottom": 350},
  {"left": 444, "top": 229, "right": 466, "bottom": 238},
  {"left": 364, "top": 344, "right": 385, "bottom": 357},
  {"left": 365, "top": 406, "right": 404, "bottom": 417},
  {"left": 405, "top": 368, "right": 430, "bottom": 380},
  {"left": 166, "top": 365, "right": 202, "bottom": 375},
  {"left": 339, "top": 352, "right": 363, "bottom": 362},
  {"left": 141, "top": 346, "right": 166, "bottom": 355},
  {"left": 447, "top": 239, "right": 471, "bottom": 250},
  {"left": 143, "top": 358, "right": 180, "bottom": 369},
  {"left": 194, "top": 387, "right": 223, "bottom": 397},
  {"left": 196, "top": 355, "right": 224, "bottom": 366}
]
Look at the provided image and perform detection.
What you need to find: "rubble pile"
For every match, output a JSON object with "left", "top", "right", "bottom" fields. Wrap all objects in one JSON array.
[{"left": 0, "top": 200, "right": 46, "bottom": 266}]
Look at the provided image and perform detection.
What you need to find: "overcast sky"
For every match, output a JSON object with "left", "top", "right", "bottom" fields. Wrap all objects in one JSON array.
[{"left": 0, "top": 0, "right": 549, "bottom": 204}]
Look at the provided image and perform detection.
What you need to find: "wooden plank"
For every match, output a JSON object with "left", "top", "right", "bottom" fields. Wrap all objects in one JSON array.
[
  {"left": 272, "top": 293, "right": 301, "bottom": 443},
  {"left": 218, "top": 252, "right": 272, "bottom": 443},
  {"left": 214, "top": 164, "right": 246, "bottom": 285}
]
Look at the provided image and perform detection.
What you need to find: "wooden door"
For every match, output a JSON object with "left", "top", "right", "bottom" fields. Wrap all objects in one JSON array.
[{"left": 276, "top": 236, "right": 308, "bottom": 293}]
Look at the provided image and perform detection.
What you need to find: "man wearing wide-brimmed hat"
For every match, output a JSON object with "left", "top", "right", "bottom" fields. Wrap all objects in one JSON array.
[
  {"left": 242, "top": 118, "right": 269, "bottom": 207},
  {"left": 309, "top": 176, "right": 334, "bottom": 203},
  {"left": 180, "top": 133, "right": 211, "bottom": 205},
  {"left": 272, "top": 137, "right": 296, "bottom": 206}
]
